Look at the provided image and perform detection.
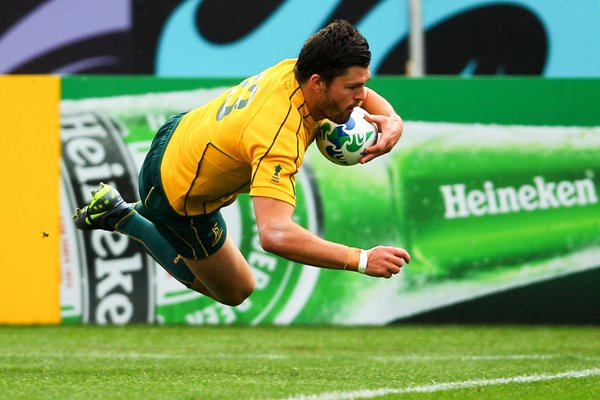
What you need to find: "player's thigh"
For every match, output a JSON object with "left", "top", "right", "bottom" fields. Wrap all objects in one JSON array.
[{"left": 183, "top": 234, "right": 254, "bottom": 305}]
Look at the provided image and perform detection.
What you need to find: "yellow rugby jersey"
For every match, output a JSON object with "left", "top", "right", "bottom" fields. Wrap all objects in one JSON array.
[{"left": 160, "top": 59, "right": 319, "bottom": 216}]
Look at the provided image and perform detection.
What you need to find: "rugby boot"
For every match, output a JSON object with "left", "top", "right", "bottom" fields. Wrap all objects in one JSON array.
[{"left": 73, "top": 182, "right": 133, "bottom": 231}]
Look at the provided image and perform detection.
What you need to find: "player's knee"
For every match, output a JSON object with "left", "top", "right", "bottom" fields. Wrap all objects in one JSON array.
[
  {"left": 218, "top": 285, "right": 254, "bottom": 307},
  {"left": 218, "top": 278, "right": 254, "bottom": 307}
]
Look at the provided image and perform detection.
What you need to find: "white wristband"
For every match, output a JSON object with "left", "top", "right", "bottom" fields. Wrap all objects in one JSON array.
[{"left": 357, "top": 250, "right": 368, "bottom": 274}]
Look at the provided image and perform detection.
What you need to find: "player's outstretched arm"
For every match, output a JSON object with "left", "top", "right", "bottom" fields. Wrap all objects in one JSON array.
[
  {"left": 359, "top": 87, "right": 404, "bottom": 164},
  {"left": 252, "top": 196, "right": 410, "bottom": 278}
]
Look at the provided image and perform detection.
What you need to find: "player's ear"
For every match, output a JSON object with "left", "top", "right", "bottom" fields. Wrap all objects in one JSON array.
[{"left": 309, "top": 74, "right": 326, "bottom": 93}]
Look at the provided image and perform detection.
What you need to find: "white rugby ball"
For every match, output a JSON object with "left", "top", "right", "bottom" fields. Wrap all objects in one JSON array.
[{"left": 316, "top": 107, "right": 379, "bottom": 166}]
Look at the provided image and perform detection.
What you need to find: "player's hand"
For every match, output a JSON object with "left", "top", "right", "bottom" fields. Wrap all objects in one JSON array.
[
  {"left": 359, "top": 113, "right": 403, "bottom": 164},
  {"left": 364, "top": 246, "right": 410, "bottom": 278}
]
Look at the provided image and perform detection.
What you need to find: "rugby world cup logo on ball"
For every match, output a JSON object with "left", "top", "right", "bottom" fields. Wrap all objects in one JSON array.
[{"left": 316, "top": 107, "right": 379, "bottom": 166}]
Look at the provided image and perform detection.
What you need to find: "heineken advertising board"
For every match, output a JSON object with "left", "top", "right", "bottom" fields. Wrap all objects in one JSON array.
[{"left": 60, "top": 77, "right": 600, "bottom": 325}]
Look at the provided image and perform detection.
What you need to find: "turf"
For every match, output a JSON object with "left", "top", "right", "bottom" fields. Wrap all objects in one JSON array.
[{"left": 0, "top": 325, "right": 599, "bottom": 399}]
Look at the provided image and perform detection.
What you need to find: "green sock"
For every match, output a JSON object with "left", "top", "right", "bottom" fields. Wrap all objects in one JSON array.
[{"left": 116, "top": 208, "right": 195, "bottom": 287}]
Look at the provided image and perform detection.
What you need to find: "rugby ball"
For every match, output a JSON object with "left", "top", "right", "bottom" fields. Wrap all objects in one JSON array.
[{"left": 316, "top": 107, "right": 379, "bottom": 166}]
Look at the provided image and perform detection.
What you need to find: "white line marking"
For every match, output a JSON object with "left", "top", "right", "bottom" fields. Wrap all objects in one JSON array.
[{"left": 283, "top": 368, "right": 600, "bottom": 400}]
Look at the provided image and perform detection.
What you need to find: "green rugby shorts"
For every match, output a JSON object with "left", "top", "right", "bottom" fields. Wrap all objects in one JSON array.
[{"left": 137, "top": 113, "right": 228, "bottom": 260}]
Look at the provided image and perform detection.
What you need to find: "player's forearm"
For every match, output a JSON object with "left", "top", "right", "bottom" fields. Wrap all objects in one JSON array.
[
  {"left": 258, "top": 219, "right": 353, "bottom": 270},
  {"left": 361, "top": 88, "right": 400, "bottom": 118}
]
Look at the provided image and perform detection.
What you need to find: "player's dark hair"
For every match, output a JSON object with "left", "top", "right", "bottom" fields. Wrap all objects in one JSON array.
[{"left": 294, "top": 20, "right": 371, "bottom": 84}]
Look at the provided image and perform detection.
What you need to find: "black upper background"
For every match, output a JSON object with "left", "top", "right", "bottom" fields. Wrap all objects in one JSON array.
[{"left": 2, "top": 0, "right": 547, "bottom": 75}]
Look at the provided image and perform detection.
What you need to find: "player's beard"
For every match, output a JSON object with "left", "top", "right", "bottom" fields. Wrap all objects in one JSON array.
[
  {"left": 323, "top": 101, "right": 355, "bottom": 124},
  {"left": 320, "top": 88, "right": 356, "bottom": 123}
]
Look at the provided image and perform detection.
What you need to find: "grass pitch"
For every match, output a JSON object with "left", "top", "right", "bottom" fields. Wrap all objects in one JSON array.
[{"left": 0, "top": 325, "right": 599, "bottom": 399}]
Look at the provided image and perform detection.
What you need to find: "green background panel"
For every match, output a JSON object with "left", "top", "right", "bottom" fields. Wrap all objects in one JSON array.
[{"left": 60, "top": 76, "right": 600, "bottom": 324}]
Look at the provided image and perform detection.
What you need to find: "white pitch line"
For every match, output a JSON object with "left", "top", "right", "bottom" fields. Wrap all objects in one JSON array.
[{"left": 283, "top": 368, "right": 600, "bottom": 400}]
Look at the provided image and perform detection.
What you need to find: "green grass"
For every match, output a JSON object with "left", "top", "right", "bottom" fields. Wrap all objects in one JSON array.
[{"left": 0, "top": 325, "right": 599, "bottom": 399}]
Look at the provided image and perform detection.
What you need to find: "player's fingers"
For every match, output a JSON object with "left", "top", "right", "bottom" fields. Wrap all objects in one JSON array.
[
  {"left": 363, "top": 134, "right": 387, "bottom": 152},
  {"left": 364, "top": 113, "right": 384, "bottom": 129},
  {"left": 390, "top": 265, "right": 402, "bottom": 274},
  {"left": 359, "top": 153, "right": 376, "bottom": 164},
  {"left": 359, "top": 136, "right": 390, "bottom": 163},
  {"left": 393, "top": 248, "right": 411, "bottom": 264}
]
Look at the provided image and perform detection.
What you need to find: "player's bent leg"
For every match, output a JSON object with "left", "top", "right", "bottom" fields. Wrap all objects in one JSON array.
[
  {"left": 74, "top": 184, "right": 248, "bottom": 301},
  {"left": 183, "top": 234, "right": 254, "bottom": 307},
  {"left": 73, "top": 185, "right": 198, "bottom": 289}
]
